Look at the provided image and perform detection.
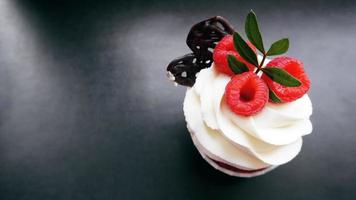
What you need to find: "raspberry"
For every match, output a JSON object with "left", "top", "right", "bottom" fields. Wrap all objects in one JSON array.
[
  {"left": 225, "top": 72, "right": 269, "bottom": 116},
  {"left": 261, "top": 56, "right": 310, "bottom": 103},
  {"left": 213, "top": 35, "right": 256, "bottom": 76}
]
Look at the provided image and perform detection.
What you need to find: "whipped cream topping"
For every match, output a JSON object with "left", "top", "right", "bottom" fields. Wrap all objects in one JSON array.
[{"left": 183, "top": 59, "right": 313, "bottom": 173}]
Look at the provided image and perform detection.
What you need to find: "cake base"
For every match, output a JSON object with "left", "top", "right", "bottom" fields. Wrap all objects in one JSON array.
[{"left": 189, "top": 130, "right": 277, "bottom": 178}]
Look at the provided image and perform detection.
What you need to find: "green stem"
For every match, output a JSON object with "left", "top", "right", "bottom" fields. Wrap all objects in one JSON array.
[{"left": 255, "top": 53, "right": 266, "bottom": 74}]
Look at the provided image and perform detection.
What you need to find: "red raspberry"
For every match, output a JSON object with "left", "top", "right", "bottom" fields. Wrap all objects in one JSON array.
[
  {"left": 261, "top": 56, "right": 310, "bottom": 103},
  {"left": 225, "top": 72, "right": 269, "bottom": 116},
  {"left": 213, "top": 35, "right": 256, "bottom": 76}
]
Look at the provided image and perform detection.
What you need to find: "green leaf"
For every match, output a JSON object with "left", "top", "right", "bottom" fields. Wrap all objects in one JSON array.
[
  {"left": 233, "top": 32, "right": 258, "bottom": 67},
  {"left": 262, "top": 67, "right": 301, "bottom": 87},
  {"left": 269, "top": 89, "right": 282, "bottom": 103},
  {"left": 266, "top": 38, "right": 289, "bottom": 56},
  {"left": 227, "top": 55, "right": 249, "bottom": 74},
  {"left": 245, "top": 10, "right": 265, "bottom": 53}
]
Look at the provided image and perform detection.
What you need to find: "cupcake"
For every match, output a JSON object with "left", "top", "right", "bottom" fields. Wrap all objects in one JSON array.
[{"left": 167, "top": 11, "right": 312, "bottom": 177}]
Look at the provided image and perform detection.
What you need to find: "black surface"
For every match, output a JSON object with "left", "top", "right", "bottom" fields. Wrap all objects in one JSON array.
[{"left": 0, "top": 0, "right": 356, "bottom": 199}]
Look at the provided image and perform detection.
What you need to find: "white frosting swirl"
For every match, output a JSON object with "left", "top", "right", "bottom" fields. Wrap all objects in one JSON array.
[{"left": 183, "top": 61, "right": 313, "bottom": 173}]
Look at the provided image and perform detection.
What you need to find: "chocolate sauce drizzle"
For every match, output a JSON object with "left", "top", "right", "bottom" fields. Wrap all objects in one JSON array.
[{"left": 167, "top": 16, "right": 234, "bottom": 87}]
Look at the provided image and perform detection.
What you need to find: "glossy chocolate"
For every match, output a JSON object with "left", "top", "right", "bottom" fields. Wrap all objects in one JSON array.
[{"left": 167, "top": 16, "right": 234, "bottom": 87}]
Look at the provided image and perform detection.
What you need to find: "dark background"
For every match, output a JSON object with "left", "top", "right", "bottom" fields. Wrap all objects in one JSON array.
[{"left": 0, "top": 0, "right": 355, "bottom": 199}]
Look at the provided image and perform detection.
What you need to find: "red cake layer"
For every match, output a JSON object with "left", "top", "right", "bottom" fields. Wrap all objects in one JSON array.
[{"left": 208, "top": 157, "right": 268, "bottom": 173}]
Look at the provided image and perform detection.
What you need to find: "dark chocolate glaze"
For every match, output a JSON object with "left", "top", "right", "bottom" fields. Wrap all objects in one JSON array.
[
  {"left": 166, "top": 53, "right": 203, "bottom": 87},
  {"left": 167, "top": 16, "right": 234, "bottom": 87},
  {"left": 186, "top": 16, "right": 235, "bottom": 58}
]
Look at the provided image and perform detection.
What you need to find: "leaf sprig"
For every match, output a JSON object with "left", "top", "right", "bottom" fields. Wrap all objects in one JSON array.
[{"left": 227, "top": 10, "right": 301, "bottom": 102}]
